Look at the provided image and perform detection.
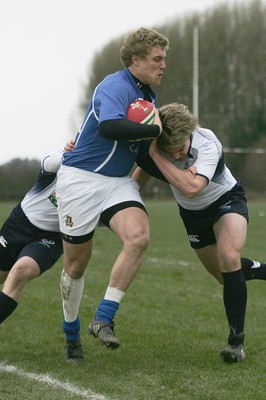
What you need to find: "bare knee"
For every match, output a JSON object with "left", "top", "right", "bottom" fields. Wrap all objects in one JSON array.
[
  {"left": 63, "top": 241, "right": 92, "bottom": 279},
  {"left": 124, "top": 228, "right": 150, "bottom": 253},
  {"left": 64, "top": 260, "right": 87, "bottom": 279},
  {"left": 7, "top": 265, "right": 32, "bottom": 286},
  {"left": 4, "top": 257, "right": 41, "bottom": 289},
  {"left": 63, "top": 250, "right": 91, "bottom": 279},
  {"left": 219, "top": 250, "right": 241, "bottom": 273}
]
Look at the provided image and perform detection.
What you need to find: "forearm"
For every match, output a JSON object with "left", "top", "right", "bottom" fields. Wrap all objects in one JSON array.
[
  {"left": 99, "top": 119, "right": 160, "bottom": 141},
  {"left": 151, "top": 152, "right": 204, "bottom": 198}
]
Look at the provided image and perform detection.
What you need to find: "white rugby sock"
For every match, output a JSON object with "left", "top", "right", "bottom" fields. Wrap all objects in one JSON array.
[
  {"left": 104, "top": 286, "right": 125, "bottom": 303},
  {"left": 60, "top": 269, "right": 85, "bottom": 322}
]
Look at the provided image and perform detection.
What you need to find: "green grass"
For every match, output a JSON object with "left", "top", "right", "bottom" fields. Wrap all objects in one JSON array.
[{"left": 0, "top": 199, "right": 266, "bottom": 399}]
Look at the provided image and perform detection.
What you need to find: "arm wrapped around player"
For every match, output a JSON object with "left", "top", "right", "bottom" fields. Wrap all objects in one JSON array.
[{"left": 99, "top": 118, "right": 161, "bottom": 141}]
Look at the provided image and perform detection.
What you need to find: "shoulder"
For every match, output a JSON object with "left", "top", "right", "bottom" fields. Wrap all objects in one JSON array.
[
  {"left": 194, "top": 127, "right": 220, "bottom": 143},
  {"left": 100, "top": 69, "right": 130, "bottom": 87},
  {"left": 41, "top": 149, "right": 63, "bottom": 173},
  {"left": 94, "top": 70, "right": 138, "bottom": 120},
  {"left": 192, "top": 128, "right": 222, "bottom": 150},
  {"left": 98, "top": 69, "right": 135, "bottom": 98}
]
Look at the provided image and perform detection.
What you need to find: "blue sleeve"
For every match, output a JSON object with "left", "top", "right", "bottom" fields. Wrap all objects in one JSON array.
[{"left": 95, "top": 78, "right": 132, "bottom": 123}]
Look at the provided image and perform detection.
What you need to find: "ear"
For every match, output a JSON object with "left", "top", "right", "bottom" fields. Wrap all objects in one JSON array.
[{"left": 132, "top": 54, "right": 141, "bottom": 66}]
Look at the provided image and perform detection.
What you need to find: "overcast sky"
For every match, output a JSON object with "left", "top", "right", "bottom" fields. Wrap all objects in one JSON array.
[{"left": 0, "top": 0, "right": 246, "bottom": 164}]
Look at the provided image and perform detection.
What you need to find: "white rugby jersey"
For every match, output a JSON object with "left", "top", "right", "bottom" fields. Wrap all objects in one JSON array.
[
  {"left": 21, "top": 150, "right": 62, "bottom": 231},
  {"left": 165, "top": 127, "right": 237, "bottom": 210}
]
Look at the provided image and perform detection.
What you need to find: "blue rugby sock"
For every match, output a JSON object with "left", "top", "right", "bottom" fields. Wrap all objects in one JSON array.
[
  {"left": 94, "top": 299, "right": 119, "bottom": 324},
  {"left": 63, "top": 317, "right": 80, "bottom": 341}
]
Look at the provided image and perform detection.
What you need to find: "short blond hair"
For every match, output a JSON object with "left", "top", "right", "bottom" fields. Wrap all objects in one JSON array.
[
  {"left": 120, "top": 27, "right": 169, "bottom": 67},
  {"left": 157, "top": 103, "right": 198, "bottom": 153}
]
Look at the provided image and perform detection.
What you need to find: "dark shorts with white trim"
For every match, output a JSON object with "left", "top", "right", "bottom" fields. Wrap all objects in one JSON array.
[
  {"left": 0, "top": 203, "right": 63, "bottom": 273},
  {"left": 178, "top": 182, "right": 249, "bottom": 249}
]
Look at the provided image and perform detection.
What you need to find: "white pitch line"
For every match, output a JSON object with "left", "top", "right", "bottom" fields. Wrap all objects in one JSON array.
[{"left": 0, "top": 362, "right": 110, "bottom": 400}]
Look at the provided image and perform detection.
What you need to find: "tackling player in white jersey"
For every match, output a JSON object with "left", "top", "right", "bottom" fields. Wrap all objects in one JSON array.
[
  {"left": 0, "top": 141, "right": 74, "bottom": 326},
  {"left": 133, "top": 102, "right": 265, "bottom": 363}
]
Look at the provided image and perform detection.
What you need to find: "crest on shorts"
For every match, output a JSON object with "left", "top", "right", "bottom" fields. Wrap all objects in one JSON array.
[
  {"left": 48, "top": 191, "right": 58, "bottom": 207},
  {"left": 65, "top": 215, "right": 73, "bottom": 227}
]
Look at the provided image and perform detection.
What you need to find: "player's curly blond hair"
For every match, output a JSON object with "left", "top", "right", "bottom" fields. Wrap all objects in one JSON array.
[
  {"left": 157, "top": 103, "right": 198, "bottom": 153},
  {"left": 120, "top": 27, "right": 169, "bottom": 67}
]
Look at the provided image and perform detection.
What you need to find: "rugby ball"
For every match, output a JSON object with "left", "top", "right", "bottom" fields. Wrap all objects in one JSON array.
[{"left": 126, "top": 99, "right": 155, "bottom": 125}]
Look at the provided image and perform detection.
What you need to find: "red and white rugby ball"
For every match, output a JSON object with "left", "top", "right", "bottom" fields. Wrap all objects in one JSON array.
[{"left": 126, "top": 99, "right": 155, "bottom": 125}]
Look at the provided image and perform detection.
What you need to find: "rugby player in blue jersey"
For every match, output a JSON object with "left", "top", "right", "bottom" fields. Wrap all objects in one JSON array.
[{"left": 55, "top": 27, "right": 169, "bottom": 363}]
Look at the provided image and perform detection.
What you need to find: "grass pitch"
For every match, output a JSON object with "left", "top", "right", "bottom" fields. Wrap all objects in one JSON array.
[{"left": 0, "top": 199, "right": 266, "bottom": 399}]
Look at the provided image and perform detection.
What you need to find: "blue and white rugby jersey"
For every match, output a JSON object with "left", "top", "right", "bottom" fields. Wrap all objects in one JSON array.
[
  {"left": 166, "top": 127, "right": 237, "bottom": 210},
  {"left": 21, "top": 150, "right": 62, "bottom": 231},
  {"left": 62, "top": 68, "right": 156, "bottom": 177}
]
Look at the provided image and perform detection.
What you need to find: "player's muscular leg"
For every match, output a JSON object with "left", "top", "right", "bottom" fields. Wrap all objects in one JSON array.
[
  {"left": 108, "top": 207, "right": 150, "bottom": 291},
  {"left": 195, "top": 245, "right": 223, "bottom": 284},
  {"left": 2, "top": 257, "right": 40, "bottom": 302},
  {"left": 214, "top": 213, "right": 247, "bottom": 273},
  {"left": 62, "top": 239, "right": 93, "bottom": 279}
]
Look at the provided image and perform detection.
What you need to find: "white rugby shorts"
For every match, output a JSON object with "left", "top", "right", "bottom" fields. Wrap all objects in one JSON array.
[{"left": 56, "top": 165, "right": 144, "bottom": 236}]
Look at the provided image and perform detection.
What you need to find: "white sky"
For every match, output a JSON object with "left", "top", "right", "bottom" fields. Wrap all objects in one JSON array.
[{"left": 0, "top": 0, "right": 243, "bottom": 164}]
